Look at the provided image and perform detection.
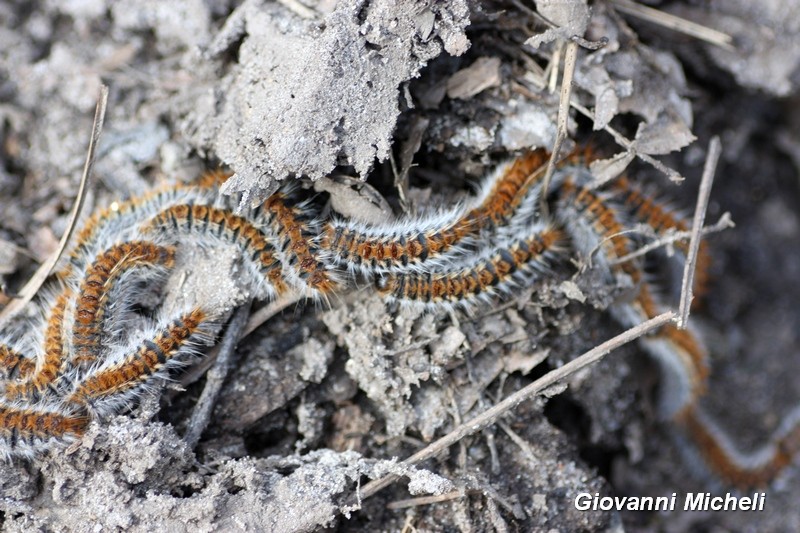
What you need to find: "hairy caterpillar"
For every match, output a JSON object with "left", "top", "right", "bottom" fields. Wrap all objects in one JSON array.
[
  {"left": 376, "top": 223, "right": 565, "bottom": 311},
  {"left": 141, "top": 204, "right": 288, "bottom": 299},
  {"left": 70, "top": 242, "right": 176, "bottom": 367},
  {"left": 66, "top": 308, "right": 212, "bottom": 415},
  {"left": 0, "top": 399, "right": 88, "bottom": 460},
  {"left": 4, "top": 288, "right": 72, "bottom": 401},
  {"left": 321, "top": 149, "right": 550, "bottom": 275},
  {"left": 255, "top": 186, "right": 339, "bottom": 299},
  {"left": 0, "top": 150, "right": 797, "bottom": 493},
  {"left": 612, "top": 176, "right": 713, "bottom": 303}
]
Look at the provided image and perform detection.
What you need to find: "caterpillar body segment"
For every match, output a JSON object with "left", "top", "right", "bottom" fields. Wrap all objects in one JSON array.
[
  {"left": 0, "top": 399, "right": 88, "bottom": 460},
  {"left": 141, "top": 204, "right": 288, "bottom": 299},
  {"left": 4, "top": 288, "right": 73, "bottom": 401},
  {"left": 0, "top": 344, "right": 35, "bottom": 382},
  {"left": 322, "top": 204, "right": 474, "bottom": 276},
  {"left": 322, "top": 150, "right": 551, "bottom": 276},
  {"left": 376, "top": 223, "right": 567, "bottom": 312},
  {"left": 254, "top": 185, "right": 339, "bottom": 300},
  {"left": 65, "top": 308, "right": 213, "bottom": 415}
]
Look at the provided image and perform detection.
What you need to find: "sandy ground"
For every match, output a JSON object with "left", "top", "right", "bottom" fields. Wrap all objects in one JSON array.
[{"left": 1, "top": 1, "right": 799, "bottom": 531}]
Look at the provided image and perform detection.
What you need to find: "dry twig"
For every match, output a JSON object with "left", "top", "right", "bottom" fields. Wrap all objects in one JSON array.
[
  {"left": 386, "top": 490, "right": 467, "bottom": 510},
  {"left": 677, "top": 136, "right": 721, "bottom": 327},
  {"left": 355, "top": 311, "right": 676, "bottom": 501},
  {"left": 184, "top": 301, "right": 253, "bottom": 448},
  {"left": 540, "top": 39, "right": 578, "bottom": 216},
  {"left": 610, "top": 0, "right": 734, "bottom": 50},
  {"left": 0, "top": 85, "right": 108, "bottom": 325},
  {"left": 609, "top": 213, "right": 734, "bottom": 266}
]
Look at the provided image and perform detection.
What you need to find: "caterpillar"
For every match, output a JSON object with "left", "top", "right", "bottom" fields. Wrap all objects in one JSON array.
[
  {"left": 376, "top": 223, "right": 565, "bottom": 311},
  {"left": 0, "top": 149, "right": 797, "bottom": 494},
  {"left": 4, "top": 288, "right": 73, "bottom": 401},
  {"left": 554, "top": 173, "right": 800, "bottom": 488},
  {"left": 555, "top": 176, "right": 710, "bottom": 416},
  {"left": 612, "top": 176, "right": 713, "bottom": 303},
  {"left": 677, "top": 405, "right": 800, "bottom": 488},
  {"left": 141, "top": 204, "right": 288, "bottom": 299},
  {"left": 66, "top": 307, "right": 212, "bottom": 415},
  {"left": 0, "top": 399, "right": 88, "bottom": 460},
  {"left": 255, "top": 186, "right": 339, "bottom": 299},
  {"left": 70, "top": 242, "right": 176, "bottom": 367},
  {"left": 58, "top": 175, "right": 222, "bottom": 280},
  {"left": 321, "top": 149, "right": 551, "bottom": 275}
]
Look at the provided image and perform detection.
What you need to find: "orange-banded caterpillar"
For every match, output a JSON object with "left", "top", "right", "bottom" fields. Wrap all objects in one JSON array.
[
  {"left": 0, "top": 344, "right": 35, "bottom": 381},
  {"left": 677, "top": 406, "right": 800, "bottom": 488},
  {"left": 376, "top": 223, "right": 565, "bottom": 311},
  {"left": 69, "top": 242, "right": 176, "bottom": 367},
  {"left": 59, "top": 181, "right": 217, "bottom": 280},
  {"left": 4, "top": 289, "right": 73, "bottom": 401},
  {"left": 0, "top": 399, "right": 88, "bottom": 459},
  {"left": 141, "top": 204, "right": 288, "bottom": 298},
  {"left": 556, "top": 177, "right": 709, "bottom": 418},
  {"left": 321, "top": 150, "right": 551, "bottom": 275},
  {"left": 255, "top": 187, "right": 338, "bottom": 299},
  {"left": 66, "top": 308, "right": 211, "bottom": 415},
  {"left": 612, "top": 176, "right": 713, "bottom": 304}
]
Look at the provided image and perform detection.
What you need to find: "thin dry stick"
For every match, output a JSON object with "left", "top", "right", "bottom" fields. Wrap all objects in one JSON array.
[
  {"left": 184, "top": 301, "right": 253, "bottom": 448},
  {"left": 547, "top": 41, "right": 562, "bottom": 94},
  {"left": 386, "top": 490, "right": 467, "bottom": 510},
  {"left": 677, "top": 136, "right": 721, "bottom": 328},
  {"left": 540, "top": 39, "right": 578, "bottom": 216},
  {"left": 356, "top": 311, "right": 676, "bottom": 500},
  {"left": 610, "top": 0, "right": 734, "bottom": 50},
  {"left": 497, "top": 419, "right": 556, "bottom": 467},
  {"left": 0, "top": 85, "right": 108, "bottom": 325},
  {"left": 242, "top": 289, "right": 303, "bottom": 337},
  {"left": 608, "top": 213, "right": 734, "bottom": 266}
]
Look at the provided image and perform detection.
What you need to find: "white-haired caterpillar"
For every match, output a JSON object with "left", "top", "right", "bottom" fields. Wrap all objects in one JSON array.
[
  {"left": 376, "top": 223, "right": 565, "bottom": 311},
  {"left": 65, "top": 308, "right": 212, "bottom": 415},
  {"left": 553, "top": 174, "right": 800, "bottom": 489},
  {"left": 0, "top": 399, "right": 88, "bottom": 460},
  {"left": 4, "top": 288, "right": 72, "bottom": 401},
  {"left": 321, "top": 149, "right": 551, "bottom": 275},
  {"left": 612, "top": 176, "right": 713, "bottom": 303},
  {"left": 141, "top": 204, "right": 288, "bottom": 299},
  {"left": 254, "top": 186, "right": 339, "bottom": 299},
  {"left": 556, "top": 177, "right": 710, "bottom": 418},
  {"left": 69, "top": 242, "right": 176, "bottom": 367}
]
